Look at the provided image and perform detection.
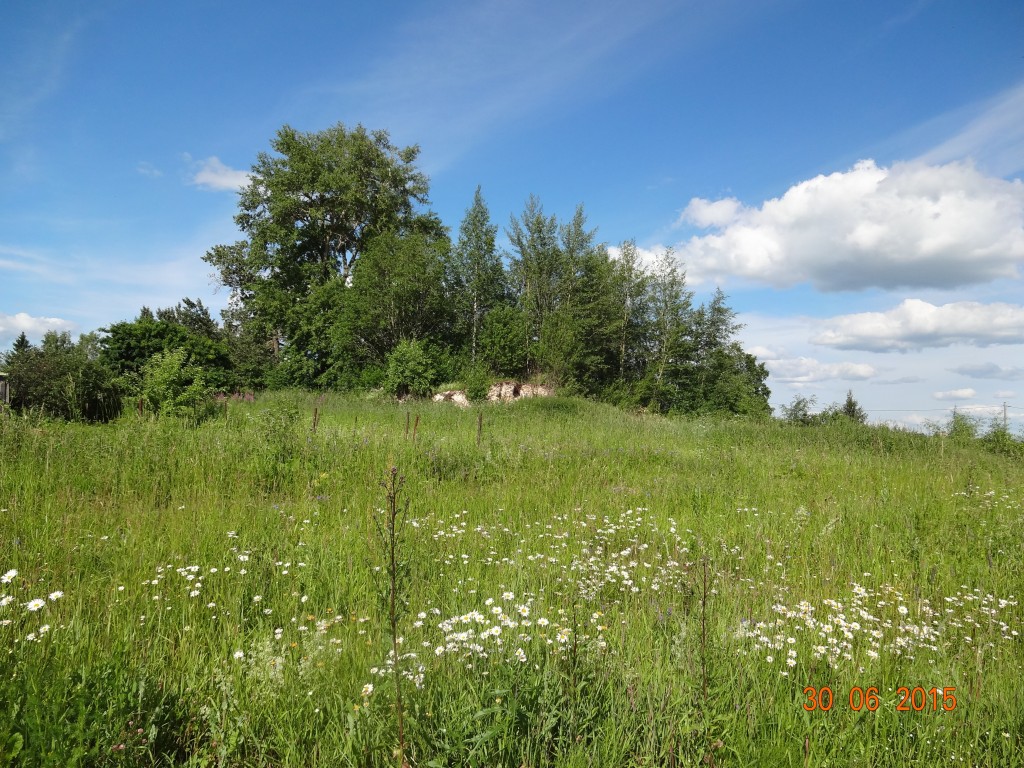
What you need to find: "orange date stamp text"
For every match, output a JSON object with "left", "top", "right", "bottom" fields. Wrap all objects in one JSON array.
[{"left": 802, "top": 686, "right": 957, "bottom": 712}]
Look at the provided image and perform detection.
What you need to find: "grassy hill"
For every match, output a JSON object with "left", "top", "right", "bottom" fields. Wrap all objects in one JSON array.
[{"left": 1, "top": 393, "right": 1021, "bottom": 766}]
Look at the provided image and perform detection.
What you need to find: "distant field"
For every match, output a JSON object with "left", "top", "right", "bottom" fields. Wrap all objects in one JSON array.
[{"left": 1, "top": 392, "right": 1021, "bottom": 766}]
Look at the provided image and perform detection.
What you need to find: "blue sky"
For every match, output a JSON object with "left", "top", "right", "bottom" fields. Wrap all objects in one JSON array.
[{"left": 2, "top": 0, "right": 1023, "bottom": 428}]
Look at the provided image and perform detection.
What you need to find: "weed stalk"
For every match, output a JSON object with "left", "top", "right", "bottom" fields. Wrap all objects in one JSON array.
[{"left": 374, "top": 467, "right": 412, "bottom": 767}]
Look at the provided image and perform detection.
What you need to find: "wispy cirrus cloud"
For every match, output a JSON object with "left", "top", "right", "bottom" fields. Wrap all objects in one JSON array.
[
  {"left": 918, "top": 79, "right": 1024, "bottom": 178},
  {"left": 0, "top": 16, "right": 83, "bottom": 144},
  {"left": 136, "top": 161, "right": 162, "bottom": 178},
  {"left": 949, "top": 362, "right": 1024, "bottom": 381},
  {"left": 0, "top": 243, "right": 74, "bottom": 283},
  {"left": 300, "top": 0, "right": 692, "bottom": 170}
]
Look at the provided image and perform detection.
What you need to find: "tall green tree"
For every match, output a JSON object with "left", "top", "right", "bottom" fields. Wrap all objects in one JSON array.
[
  {"left": 203, "top": 123, "right": 438, "bottom": 385},
  {"left": 156, "top": 298, "right": 221, "bottom": 340},
  {"left": 11, "top": 332, "right": 31, "bottom": 356},
  {"left": 329, "top": 230, "right": 456, "bottom": 388},
  {"left": 507, "top": 196, "right": 561, "bottom": 375},
  {"left": 611, "top": 240, "right": 652, "bottom": 383},
  {"left": 841, "top": 390, "right": 867, "bottom": 423},
  {"left": 541, "top": 206, "right": 618, "bottom": 392},
  {"left": 686, "top": 288, "right": 770, "bottom": 415},
  {"left": 452, "top": 187, "right": 505, "bottom": 363},
  {"left": 641, "top": 248, "right": 693, "bottom": 411}
]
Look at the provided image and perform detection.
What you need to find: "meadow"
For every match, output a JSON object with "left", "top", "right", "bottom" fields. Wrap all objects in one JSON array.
[{"left": 0, "top": 392, "right": 1021, "bottom": 767}]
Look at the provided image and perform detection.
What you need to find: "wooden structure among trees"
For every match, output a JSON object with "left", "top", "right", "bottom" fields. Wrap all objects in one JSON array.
[{"left": 0, "top": 372, "right": 8, "bottom": 405}]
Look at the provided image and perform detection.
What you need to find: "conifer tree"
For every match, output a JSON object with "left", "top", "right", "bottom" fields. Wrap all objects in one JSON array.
[{"left": 452, "top": 187, "right": 505, "bottom": 363}]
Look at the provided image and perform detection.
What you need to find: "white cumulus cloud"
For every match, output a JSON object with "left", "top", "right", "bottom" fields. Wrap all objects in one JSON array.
[
  {"left": 765, "top": 356, "right": 877, "bottom": 384},
  {"left": 677, "top": 160, "right": 1024, "bottom": 291},
  {"left": 933, "top": 388, "right": 977, "bottom": 401},
  {"left": 188, "top": 156, "right": 249, "bottom": 191},
  {"left": 811, "top": 299, "right": 1024, "bottom": 352},
  {"left": 0, "top": 312, "right": 75, "bottom": 346}
]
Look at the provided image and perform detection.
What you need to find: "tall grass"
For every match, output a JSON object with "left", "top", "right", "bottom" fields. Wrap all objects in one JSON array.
[{"left": 0, "top": 392, "right": 1021, "bottom": 766}]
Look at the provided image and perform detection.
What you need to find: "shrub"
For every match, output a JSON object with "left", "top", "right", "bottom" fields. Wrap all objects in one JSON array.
[
  {"left": 462, "top": 363, "right": 491, "bottom": 402},
  {"left": 780, "top": 394, "right": 817, "bottom": 425},
  {"left": 140, "top": 348, "right": 216, "bottom": 421},
  {"left": 383, "top": 339, "right": 435, "bottom": 398}
]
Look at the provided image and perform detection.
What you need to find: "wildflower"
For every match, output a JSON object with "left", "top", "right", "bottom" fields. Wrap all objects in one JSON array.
[
  {"left": 0, "top": 596, "right": 13, "bottom": 608},
  {"left": 25, "top": 598, "right": 46, "bottom": 612},
  {"left": 361, "top": 683, "right": 374, "bottom": 698},
  {"left": 48, "top": 591, "right": 64, "bottom": 601},
  {"left": 1, "top": 569, "right": 16, "bottom": 585},
  {"left": 233, "top": 650, "right": 245, "bottom": 660},
  {"left": 514, "top": 648, "right": 527, "bottom": 663}
]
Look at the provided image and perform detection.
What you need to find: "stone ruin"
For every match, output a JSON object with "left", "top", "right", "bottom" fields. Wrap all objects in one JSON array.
[{"left": 431, "top": 381, "right": 554, "bottom": 407}]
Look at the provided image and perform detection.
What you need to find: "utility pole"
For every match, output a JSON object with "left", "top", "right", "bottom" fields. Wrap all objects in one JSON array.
[{"left": 1004, "top": 402, "right": 1008, "bottom": 431}]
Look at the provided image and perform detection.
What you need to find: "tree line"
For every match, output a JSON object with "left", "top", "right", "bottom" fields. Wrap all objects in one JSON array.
[{"left": 2, "top": 122, "right": 771, "bottom": 421}]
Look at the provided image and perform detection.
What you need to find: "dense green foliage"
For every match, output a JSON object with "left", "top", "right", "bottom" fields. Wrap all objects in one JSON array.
[
  {"left": 1, "top": 331, "right": 120, "bottom": 421},
  {"left": 0, "top": 394, "right": 1022, "bottom": 765},
  {"left": 101, "top": 301, "right": 234, "bottom": 392},
  {"left": 195, "top": 122, "right": 772, "bottom": 413},
  {"left": 139, "top": 347, "right": 217, "bottom": 421},
  {"left": 5, "top": 123, "right": 772, "bottom": 420}
]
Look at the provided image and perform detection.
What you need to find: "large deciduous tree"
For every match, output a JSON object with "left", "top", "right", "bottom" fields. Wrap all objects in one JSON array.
[{"left": 203, "top": 123, "right": 437, "bottom": 386}]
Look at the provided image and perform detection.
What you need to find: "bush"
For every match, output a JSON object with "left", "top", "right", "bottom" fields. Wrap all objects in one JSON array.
[
  {"left": 140, "top": 348, "right": 216, "bottom": 421},
  {"left": 780, "top": 395, "right": 817, "bottom": 425},
  {"left": 462, "top": 363, "right": 491, "bottom": 402},
  {"left": 383, "top": 339, "right": 435, "bottom": 398}
]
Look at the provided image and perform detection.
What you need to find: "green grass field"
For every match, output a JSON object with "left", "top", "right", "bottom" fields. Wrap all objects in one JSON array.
[{"left": 1, "top": 392, "right": 1021, "bottom": 766}]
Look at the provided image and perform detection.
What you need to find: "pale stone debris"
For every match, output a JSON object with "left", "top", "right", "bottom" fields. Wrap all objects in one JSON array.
[{"left": 429, "top": 381, "right": 554, "bottom": 407}]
